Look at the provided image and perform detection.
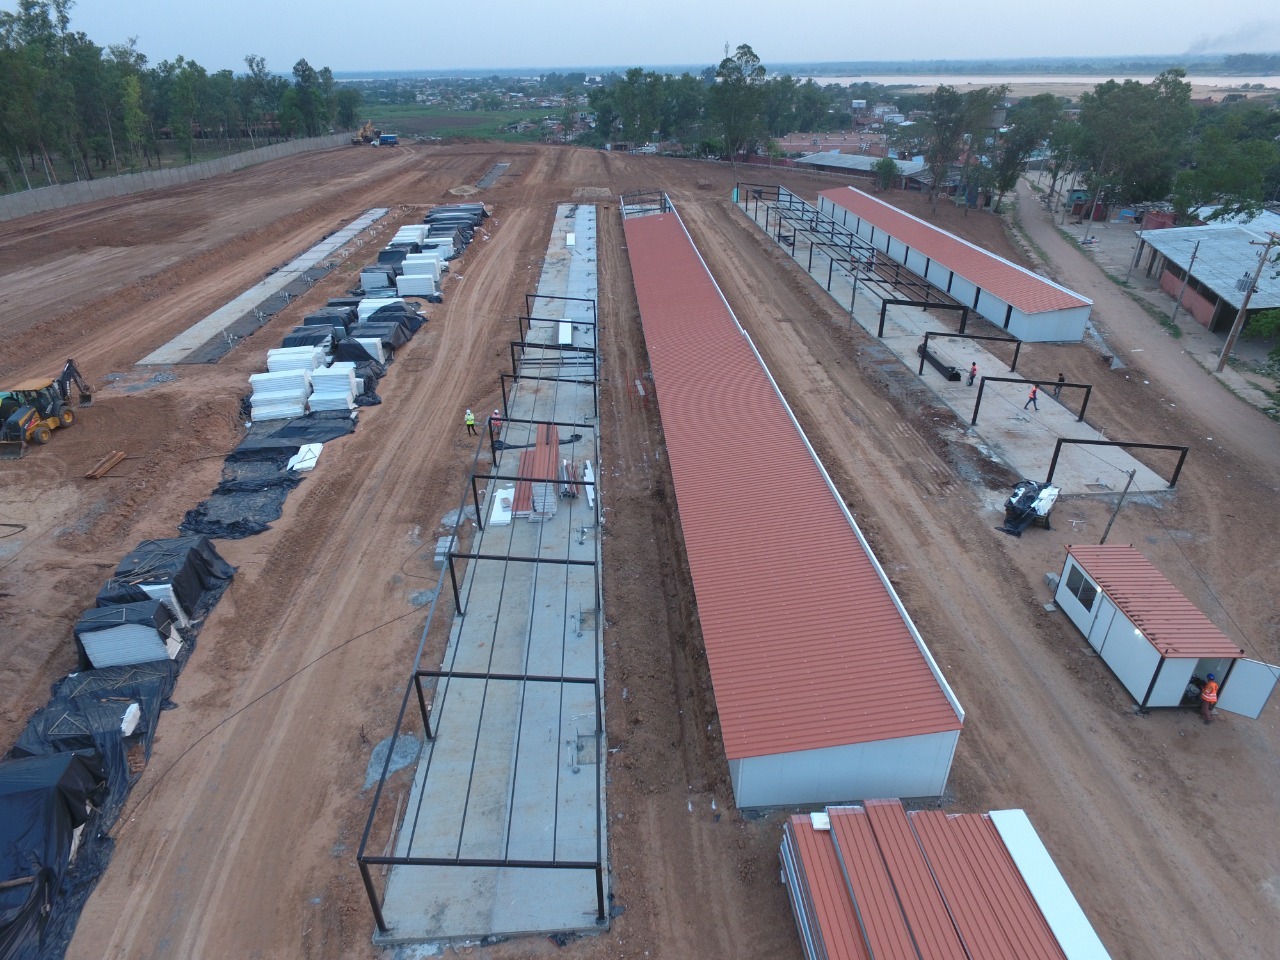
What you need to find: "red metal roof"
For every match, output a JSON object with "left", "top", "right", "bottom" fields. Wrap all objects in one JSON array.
[
  {"left": 1065, "top": 545, "right": 1244, "bottom": 659},
  {"left": 785, "top": 816, "right": 871, "bottom": 960},
  {"left": 622, "top": 209, "right": 961, "bottom": 761},
  {"left": 820, "top": 187, "right": 1090, "bottom": 314},
  {"left": 784, "top": 801, "right": 1074, "bottom": 960}
]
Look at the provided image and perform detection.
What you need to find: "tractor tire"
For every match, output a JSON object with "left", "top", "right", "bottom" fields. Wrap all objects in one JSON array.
[
  {"left": 61, "top": 409, "right": 75, "bottom": 426},
  {"left": 33, "top": 426, "right": 52, "bottom": 444}
]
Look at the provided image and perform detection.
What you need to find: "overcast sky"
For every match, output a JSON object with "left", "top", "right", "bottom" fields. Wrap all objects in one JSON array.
[{"left": 22, "top": 0, "right": 1280, "bottom": 74}]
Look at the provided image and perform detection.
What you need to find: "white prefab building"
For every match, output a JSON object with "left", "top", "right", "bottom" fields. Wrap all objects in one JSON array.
[
  {"left": 1056, "top": 545, "right": 1279, "bottom": 717},
  {"left": 818, "top": 186, "right": 1093, "bottom": 342}
]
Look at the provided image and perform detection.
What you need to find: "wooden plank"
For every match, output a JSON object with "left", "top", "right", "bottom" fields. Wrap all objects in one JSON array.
[{"left": 85, "top": 450, "right": 126, "bottom": 479}]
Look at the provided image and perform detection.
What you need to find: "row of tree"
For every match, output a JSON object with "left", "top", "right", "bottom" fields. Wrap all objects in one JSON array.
[
  {"left": 0, "top": 0, "right": 360, "bottom": 190},
  {"left": 589, "top": 46, "right": 1280, "bottom": 223}
]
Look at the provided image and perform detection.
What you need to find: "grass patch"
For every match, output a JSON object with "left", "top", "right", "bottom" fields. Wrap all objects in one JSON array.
[{"left": 364, "top": 105, "right": 550, "bottom": 141}]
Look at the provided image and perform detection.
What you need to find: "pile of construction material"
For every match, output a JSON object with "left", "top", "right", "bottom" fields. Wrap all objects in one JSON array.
[
  {"left": 356, "top": 204, "right": 491, "bottom": 304},
  {"left": 267, "top": 345, "right": 326, "bottom": 373},
  {"left": 249, "top": 369, "right": 311, "bottom": 421},
  {"left": 310, "top": 362, "right": 359, "bottom": 412}
]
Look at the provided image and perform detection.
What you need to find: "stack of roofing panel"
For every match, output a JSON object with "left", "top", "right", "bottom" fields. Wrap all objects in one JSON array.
[
  {"left": 310, "top": 362, "right": 358, "bottom": 412},
  {"left": 512, "top": 423, "right": 560, "bottom": 520},
  {"left": 73, "top": 601, "right": 182, "bottom": 669},
  {"left": 780, "top": 799, "right": 1113, "bottom": 960},
  {"left": 249, "top": 369, "right": 311, "bottom": 421},
  {"left": 266, "top": 345, "right": 326, "bottom": 373},
  {"left": 392, "top": 225, "right": 428, "bottom": 244},
  {"left": 396, "top": 274, "right": 437, "bottom": 297},
  {"left": 355, "top": 338, "right": 386, "bottom": 364},
  {"left": 402, "top": 254, "right": 444, "bottom": 280},
  {"left": 281, "top": 325, "right": 334, "bottom": 350},
  {"left": 360, "top": 267, "right": 396, "bottom": 292},
  {"left": 358, "top": 297, "right": 407, "bottom": 322}
]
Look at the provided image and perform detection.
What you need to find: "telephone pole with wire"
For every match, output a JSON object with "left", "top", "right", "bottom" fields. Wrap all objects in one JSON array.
[{"left": 1216, "top": 231, "right": 1279, "bottom": 373}]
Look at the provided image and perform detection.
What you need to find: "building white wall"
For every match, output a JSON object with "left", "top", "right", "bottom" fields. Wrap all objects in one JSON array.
[
  {"left": 1097, "top": 611, "right": 1162, "bottom": 701},
  {"left": 817, "top": 194, "right": 1087, "bottom": 342},
  {"left": 729, "top": 729, "right": 959, "bottom": 808},
  {"left": 1148, "top": 658, "right": 1195, "bottom": 708}
]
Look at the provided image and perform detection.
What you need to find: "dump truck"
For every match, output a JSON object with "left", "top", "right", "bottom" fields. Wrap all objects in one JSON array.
[{"left": 0, "top": 359, "right": 93, "bottom": 455}]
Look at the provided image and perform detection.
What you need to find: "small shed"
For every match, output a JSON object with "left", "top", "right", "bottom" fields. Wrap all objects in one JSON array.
[{"left": 1056, "top": 545, "right": 1279, "bottom": 716}]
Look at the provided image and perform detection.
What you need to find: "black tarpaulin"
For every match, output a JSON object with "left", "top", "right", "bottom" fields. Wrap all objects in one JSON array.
[
  {"left": 93, "top": 580, "right": 152, "bottom": 608},
  {"left": 369, "top": 305, "right": 424, "bottom": 332},
  {"left": 229, "top": 412, "right": 356, "bottom": 459},
  {"left": 180, "top": 458, "right": 302, "bottom": 540},
  {"left": 0, "top": 753, "right": 105, "bottom": 960},
  {"left": 349, "top": 322, "right": 409, "bottom": 350},
  {"left": 281, "top": 326, "right": 334, "bottom": 348},
  {"left": 111, "top": 537, "right": 234, "bottom": 622}
]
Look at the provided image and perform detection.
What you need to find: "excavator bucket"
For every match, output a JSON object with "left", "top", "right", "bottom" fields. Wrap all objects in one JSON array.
[
  {"left": 0, "top": 439, "right": 26, "bottom": 459},
  {"left": 79, "top": 390, "right": 93, "bottom": 407}
]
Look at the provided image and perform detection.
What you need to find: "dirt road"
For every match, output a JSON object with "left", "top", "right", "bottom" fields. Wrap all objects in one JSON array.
[{"left": 0, "top": 146, "right": 1275, "bottom": 960}]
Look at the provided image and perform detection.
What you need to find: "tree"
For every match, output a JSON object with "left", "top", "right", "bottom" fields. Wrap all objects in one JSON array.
[
  {"left": 1076, "top": 70, "right": 1194, "bottom": 213},
  {"left": 333, "top": 87, "right": 361, "bottom": 129},
  {"left": 954, "top": 85, "right": 1007, "bottom": 214},
  {"left": 1173, "top": 118, "right": 1280, "bottom": 222},
  {"left": 920, "top": 85, "right": 968, "bottom": 209},
  {"left": 990, "top": 92, "right": 1062, "bottom": 211},
  {"left": 873, "top": 156, "right": 900, "bottom": 190},
  {"left": 709, "top": 44, "right": 766, "bottom": 160}
]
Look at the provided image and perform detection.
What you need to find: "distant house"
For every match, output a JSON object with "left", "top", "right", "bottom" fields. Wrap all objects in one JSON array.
[{"left": 1133, "top": 209, "right": 1280, "bottom": 332}]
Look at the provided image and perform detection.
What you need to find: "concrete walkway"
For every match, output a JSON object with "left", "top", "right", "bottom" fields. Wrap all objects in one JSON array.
[{"left": 375, "top": 205, "right": 606, "bottom": 946}]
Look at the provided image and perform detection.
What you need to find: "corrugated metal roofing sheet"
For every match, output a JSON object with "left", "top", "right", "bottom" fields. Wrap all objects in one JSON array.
[
  {"left": 622, "top": 209, "right": 961, "bottom": 760},
  {"left": 783, "top": 801, "right": 1089, "bottom": 960},
  {"left": 820, "top": 187, "right": 1091, "bottom": 314},
  {"left": 1065, "top": 545, "right": 1244, "bottom": 659},
  {"left": 785, "top": 816, "right": 871, "bottom": 960}
]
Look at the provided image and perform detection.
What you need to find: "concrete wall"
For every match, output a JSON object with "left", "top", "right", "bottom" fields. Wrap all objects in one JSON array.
[
  {"left": 728, "top": 729, "right": 959, "bottom": 808},
  {"left": 0, "top": 133, "right": 350, "bottom": 223}
]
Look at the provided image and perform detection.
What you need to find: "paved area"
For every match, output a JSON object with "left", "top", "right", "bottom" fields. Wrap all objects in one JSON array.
[
  {"left": 376, "top": 204, "right": 606, "bottom": 945},
  {"left": 138, "top": 208, "right": 388, "bottom": 365},
  {"left": 736, "top": 196, "right": 1174, "bottom": 494}
]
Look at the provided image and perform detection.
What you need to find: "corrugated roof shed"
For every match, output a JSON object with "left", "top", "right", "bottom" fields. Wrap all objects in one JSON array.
[
  {"left": 622, "top": 208, "right": 961, "bottom": 761},
  {"left": 796, "top": 153, "right": 927, "bottom": 177},
  {"left": 782, "top": 800, "right": 1098, "bottom": 960},
  {"left": 1065, "top": 545, "right": 1244, "bottom": 659},
  {"left": 1137, "top": 215, "right": 1280, "bottom": 311},
  {"left": 820, "top": 187, "right": 1091, "bottom": 314}
]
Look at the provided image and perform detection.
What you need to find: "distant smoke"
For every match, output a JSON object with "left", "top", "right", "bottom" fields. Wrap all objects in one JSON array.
[{"left": 1183, "top": 20, "right": 1280, "bottom": 55}]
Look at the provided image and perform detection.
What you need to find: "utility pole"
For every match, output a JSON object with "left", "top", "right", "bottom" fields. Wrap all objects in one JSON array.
[
  {"left": 1216, "top": 232, "right": 1279, "bottom": 373},
  {"left": 1169, "top": 240, "right": 1200, "bottom": 326},
  {"left": 1100, "top": 470, "right": 1136, "bottom": 545}
]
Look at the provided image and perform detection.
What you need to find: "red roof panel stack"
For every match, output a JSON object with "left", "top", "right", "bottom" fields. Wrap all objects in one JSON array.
[
  {"left": 622, "top": 208, "right": 961, "bottom": 760},
  {"left": 781, "top": 801, "right": 1087, "bottom": 960},
  {"left": 820, "top": 187, "right": 1090, "bottom": 314}
]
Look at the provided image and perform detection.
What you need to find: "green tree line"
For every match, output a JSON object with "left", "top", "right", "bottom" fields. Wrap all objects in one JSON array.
[{"left": 0, "top": 0, "right": 361, "bottom": 190}]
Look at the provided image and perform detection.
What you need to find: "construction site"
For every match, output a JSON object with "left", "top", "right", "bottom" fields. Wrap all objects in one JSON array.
[{"left": 0, "top": 141, "right": 1277, "bottom": 960}]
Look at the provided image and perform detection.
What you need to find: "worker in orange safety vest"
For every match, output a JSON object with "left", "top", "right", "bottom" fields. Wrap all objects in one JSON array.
[{"left": 1200, "top": 673, "right": 1219, "bottom": 725}]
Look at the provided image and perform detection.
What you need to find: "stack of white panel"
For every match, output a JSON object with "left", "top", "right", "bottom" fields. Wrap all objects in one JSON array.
[
  {"left": 355, "top": 338, "right": 386, "bottom": 364},
  {"left": 249, "top": 369, "right": 311, "bottom": 421},
  {"left": 358, "top": 297, "right": 407, "bottom": 321},
  {"left": 396, "top": 274, "right": 436, "bottom": 297},
  {"left": 267, "top": 346, "right": 326, "bottom": 373},
  {"left": 310, "top": 362, "right": 358, "bottom": 412},
  {"left": 401, "top": 254, "right": 444, "bottom": 280},
  {"left": 392, "top": 225, "right": 428, "bottom": 244},
  {"left": 360, "top": 267, "right": 396, "bottom": 290}
]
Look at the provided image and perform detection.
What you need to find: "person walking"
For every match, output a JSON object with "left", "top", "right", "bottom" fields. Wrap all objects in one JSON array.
[
  {"left": 464, "top": 408, "right": 477, "bottom": 435},
  {"left": 1024, "top": 384, "right": 1039, "bottom": 410},
  {"left": 1200, "top": 673, "right": 1219, "bottom": 725},
  {"left": 967, "top": 362, "right": 978, "bottom": 386},
  {"left": 1052, "top": 373, "right": 1065, "bottom": 399}
]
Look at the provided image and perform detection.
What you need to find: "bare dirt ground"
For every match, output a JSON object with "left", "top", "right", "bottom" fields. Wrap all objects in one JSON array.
[{"left": 0, "top": 145, "right": 1276, "bottom": 960}]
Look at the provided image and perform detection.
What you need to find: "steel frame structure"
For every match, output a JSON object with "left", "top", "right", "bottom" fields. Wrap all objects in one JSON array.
[{"left": 1045, "top": 438, "right": 1189, "bottom": 489}]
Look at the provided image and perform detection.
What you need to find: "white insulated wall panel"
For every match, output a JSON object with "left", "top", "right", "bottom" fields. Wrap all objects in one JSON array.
[{"left": 729, "top": 729, "right": 958, "bottom": 808}]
